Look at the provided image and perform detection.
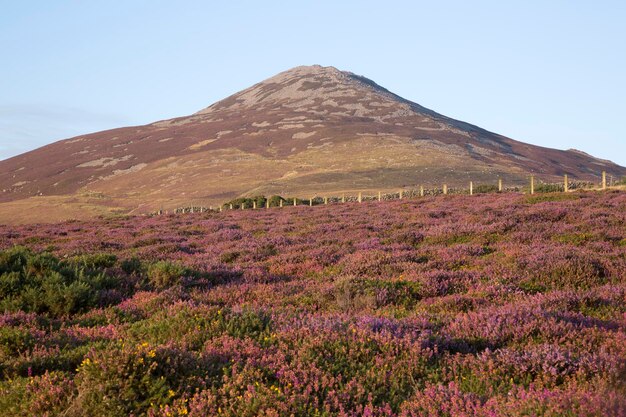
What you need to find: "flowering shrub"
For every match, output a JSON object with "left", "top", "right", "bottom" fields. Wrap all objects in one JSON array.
[{"left": 0, "top": 191, "right": 625, "bottom": 416}]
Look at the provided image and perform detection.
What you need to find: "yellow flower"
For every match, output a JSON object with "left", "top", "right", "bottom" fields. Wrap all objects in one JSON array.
[
  {"left": 78, "top": 357, "right": 92, "bottom": 370},
  {"left": 168, "top": 389, "right": 175, "bottom": 398}
]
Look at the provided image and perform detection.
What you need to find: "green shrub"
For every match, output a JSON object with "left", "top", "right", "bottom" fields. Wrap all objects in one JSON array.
[
  {"left": 525, "top": 193, "right": 580, "bottom": 204},
  {"left": 534, "top": 183, "right": 564, "bottom": 193},
  {"left": 68, "top": 253, "right": 117, "bottom": 269},
  {"left": 71, "top": 343, "right": 205, "bottom": 417},
  {"left": 473, "top": 184, "right": 499, "bottom": 194},
  {"left": 334, "top": 275, "right": 377, "bottom": 312},
  {"left": 222, "top": 195, "right": 268, "bottom": 209},
  {"left": 127, "top": 306, "right": 272, "bottom": 349},
  {"left": 0, "top": 326, "right": 35, "bottom": 359},
  {"left": 267, "top": 195, "right": 286, "bottom": 207},
  {"left": 147, "top": 261, "right": 188, "bottom": 289},
  {"left": 120, "top": 257, "right": 143, "bottom": 275},
  {"left": 224, "top": 310, "right": 272, "bottom": 340},
  {"left": 0, "top": 247, "right": 123, "bottom": 317}
]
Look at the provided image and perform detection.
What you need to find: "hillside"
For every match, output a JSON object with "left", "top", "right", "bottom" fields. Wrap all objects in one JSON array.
[
  {"left": 1, "top": 192, "right": 625, "bottom": 415},
  {"left": 1, "top": 65, "right": 624, "bottom": 223}
]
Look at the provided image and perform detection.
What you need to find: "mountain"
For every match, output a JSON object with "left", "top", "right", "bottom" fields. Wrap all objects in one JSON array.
[{"left": 1, "top": 65, "right": 624, "bottom": 223}]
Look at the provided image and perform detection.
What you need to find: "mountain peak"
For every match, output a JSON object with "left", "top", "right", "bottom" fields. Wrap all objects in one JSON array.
[
  {"left": 1, "top": 65, "right": 624, "bottom": 224},
  {"left": 279, "top": 64, "right": 343, "bottom": 76},
  {"left": 195, "top": 65, "right": 400, "bottom": 115}
]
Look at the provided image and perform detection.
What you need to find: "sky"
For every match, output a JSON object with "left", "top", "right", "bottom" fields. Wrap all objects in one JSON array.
[{"left": 1, "top": 1, "right": 625, "bottom": 165}]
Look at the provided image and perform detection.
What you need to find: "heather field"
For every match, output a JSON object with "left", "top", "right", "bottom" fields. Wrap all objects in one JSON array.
[{"left": 0, "top": 191, "right": 625, "bottom": 417}]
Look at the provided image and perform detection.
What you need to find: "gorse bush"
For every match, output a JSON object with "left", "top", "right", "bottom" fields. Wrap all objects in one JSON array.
[
  {"left": 0, "top": 247, "right": 207, "bottom": 318},
  {"left": 147, "top": 261, "right": 189, "bottom": 289},
  {"left": 70, "top": 342, "right": 206, "bottom": 417},
  {"left": 0, "top": 247, "right": 122, "bottom": 317}
]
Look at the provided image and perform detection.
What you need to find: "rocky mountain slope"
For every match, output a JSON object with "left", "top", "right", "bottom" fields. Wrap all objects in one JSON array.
[{"left": 0, "top": 65, "right": 624, "bottom": 223}]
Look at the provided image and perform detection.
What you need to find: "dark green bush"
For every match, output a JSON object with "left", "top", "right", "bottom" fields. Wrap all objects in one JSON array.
[
  {"left": 146, "top": 261, "right": 188, "bottom": 289},
  {"left": 0, "top": 326, "right": 35, "bottom": 359},
  {"left": 68, "top": 253, "right": 117, "bottom": 269},
  {"left": 534, "top": 183, "right": 563, "bottom": 193},
  {"left": 120, "top": 256, "right": 143, "bottom": 275},
  {"left": 267, "top": 195, "right": 286, "bottom": 207},
  {"left": 473, "top": 184, "right": 499, "bottom": 194},
  {"left": 223, "top": 195, "right": 268, "bottom": 209},
  {"left": 0, "top": 247, "right": 123, "bottom": 317}
]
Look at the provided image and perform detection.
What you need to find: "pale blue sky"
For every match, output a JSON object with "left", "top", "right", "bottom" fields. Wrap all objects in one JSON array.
[{"left": 1, "top": 1, "right": 625, "bottom": 165}]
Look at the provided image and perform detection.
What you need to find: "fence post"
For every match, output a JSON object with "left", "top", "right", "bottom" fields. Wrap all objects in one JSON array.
[
  {"left": 324, "top": 196, "right": 328, "bottom": 205},
  {"left": 310, "top": 197, "right": 313, "bottom": 207},
  {"left": 399, "top": 190, "right": 403, "bottom": 200},
  {"left": 229, "top": 203, "right": 233, "bottom": 210},
  {"left": 420, "top": 185, "right": 424, "bottom": 197},
  {"left": 602, "top": 171, "right": 607, "bottom": 190},
  {"left": 358, "top": 192, "right": 362, "bottom": 203},
  {"left": 443, "top": 184, "right": 448, "bottom": 195},
  {"left": 564, "top": 175, "right": 569, "bottom": 192},
  {"left": 266, "top": 199, "right": 270, "bottom": 209},
  {"left": 241, "top": 202, "right": 245, "bottom": 210},
  {"left": 469, "top": 181, "right": 473, "bottom": 196},
  {"left": 498, "top": 178, "right": 503, "bottom": 192},
  {"left": 294, "top": 198, "right": 297, "bottom": 207},
  {"left": 378, "top": 191, "right": 382, "bottom": 202},
  {"left": 279, "top": 199, "right": 283, "bottom": 208},
  {"left": 253, "top": 201, "right": 257, "bottom": 209},
  {"left": 342, "top": 194, "right": 345, "bottom": 203},
  {"left": 530, "top": 175, "right": 535, "bottom": 195}
]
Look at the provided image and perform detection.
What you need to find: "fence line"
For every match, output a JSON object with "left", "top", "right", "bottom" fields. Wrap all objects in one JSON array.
[{"left": 161, "top": 171, "right": 620, "bottom": 215}]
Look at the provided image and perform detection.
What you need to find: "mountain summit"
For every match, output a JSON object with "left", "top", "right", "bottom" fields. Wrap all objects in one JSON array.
[{"left": 0, "top": 65, "right": 624, "bottom": 223}]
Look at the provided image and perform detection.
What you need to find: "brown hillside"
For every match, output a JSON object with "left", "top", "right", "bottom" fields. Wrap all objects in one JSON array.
[{"left": 0, "top": 65, "right": 624, "bottom": 223}]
